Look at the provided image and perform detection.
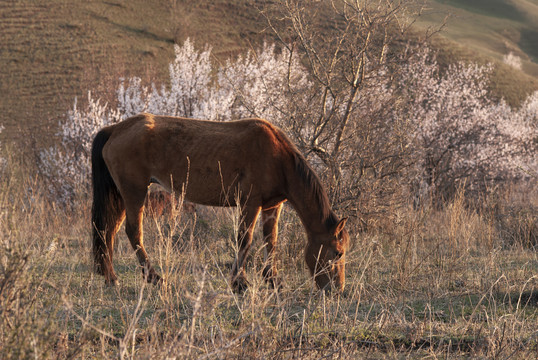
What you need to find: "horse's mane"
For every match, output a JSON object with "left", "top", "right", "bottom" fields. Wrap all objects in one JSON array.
[
  {"left": 291, "top": 151, "right": 339, "bottom": 228},
  {"left": 271, "top": 126, "right": 338, "bottom": 229}
]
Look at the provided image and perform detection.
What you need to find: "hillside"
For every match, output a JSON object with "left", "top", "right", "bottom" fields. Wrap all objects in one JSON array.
[
  {"left": 418, "top": 0, "right": 538, "bottom": 104},
  {"left": 0, "top": 0, "right": 264, "bottom": 147},
  {"left": 1, "top": 0, "right": 537, "bottom": 148},
  {"left": 426, "top": 0, "right": 538, "bottom": 70}
]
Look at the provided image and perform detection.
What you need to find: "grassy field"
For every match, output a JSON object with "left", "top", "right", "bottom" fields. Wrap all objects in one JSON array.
[
  {"left": 1, "top": 150, "right": 537, "bottom": 358},
  {"left": 1, "top": 0, "right": 538, "bottom": 149}
]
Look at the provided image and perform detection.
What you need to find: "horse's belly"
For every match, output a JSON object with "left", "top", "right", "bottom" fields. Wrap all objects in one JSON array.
[
  {"left": 157, "top": 170, "right": 239, "bottom": 207},
  {"left": 184, "top": 181, "right": 238, "bottom": 207},
  {"left": 152, "top": 155, "right": 247, "bottom": 207}
]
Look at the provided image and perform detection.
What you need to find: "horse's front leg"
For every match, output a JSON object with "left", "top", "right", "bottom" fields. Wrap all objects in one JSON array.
[
  {"left": 261, "top": 203, "right": 283, "bottom": 289},
  {"left": 231, "top": 205, "right": 261, "bottom": 293}
]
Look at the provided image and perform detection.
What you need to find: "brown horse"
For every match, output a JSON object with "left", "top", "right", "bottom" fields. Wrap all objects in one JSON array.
[{"left": 91, "top": 113, "right": 349, "bottom": 292}]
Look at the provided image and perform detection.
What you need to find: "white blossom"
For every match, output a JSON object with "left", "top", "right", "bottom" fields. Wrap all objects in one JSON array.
[
  {"left": 503, "top": 52, "right": 523, "bottom": 70},
  {"left": 38, "top": 94, "right": 121, "bottom": 204}
]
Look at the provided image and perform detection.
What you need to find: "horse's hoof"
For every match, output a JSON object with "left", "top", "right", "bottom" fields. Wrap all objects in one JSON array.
[
  {"left": 232, "top": 274, "right": 249, "bottom": 294},
  {"left": 151, "top": 275, "right": 163, "bottom": 285},
  {"left": 105, "top": 276, "right": 118, "bottom": 287},
  {"left": 262, "top": 265, "right": 273, "bottom": 279},
  {"left": 145, "top": 271, "right": 162, "bottom": 285},
  {"left": 94, "top": 261, "right": 108, "bottom": 276},
  {"left": 262, "top": 266, "right": 282, "bottom": 290},
  {"left": 268, "top": 278, "right": 282, "bottom": 290},
  {"left": 262, "top": 265, "right": 282, "bottom": 290}
]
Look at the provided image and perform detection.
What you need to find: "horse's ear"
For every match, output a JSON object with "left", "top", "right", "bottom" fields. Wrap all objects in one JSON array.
[{"left": 333, "top": 217, "right": 348, "bottom": 236}]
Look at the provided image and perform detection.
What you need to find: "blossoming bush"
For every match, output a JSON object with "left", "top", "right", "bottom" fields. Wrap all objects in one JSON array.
[
  {"left": 38, "top": 95, "right": 120, "bottom": 204},
  {"left": 399, "top": 49, "right": 537, "bottom": 204},
  {"left": 503, "top": 52, "right": 523, "bottom": 70}
]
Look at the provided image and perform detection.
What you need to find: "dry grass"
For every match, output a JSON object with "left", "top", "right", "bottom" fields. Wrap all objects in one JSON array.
[{"left": 1, "top": 153, "right": 537, "bottom": 359}]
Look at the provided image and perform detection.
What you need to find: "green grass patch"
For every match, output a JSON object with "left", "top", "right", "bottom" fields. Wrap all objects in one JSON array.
[
  {"left": 435, "top": 0, "right": 526, "bottom": 21},
  {"left": 520, "top": 27, "right": 538, "bottom": 62}
]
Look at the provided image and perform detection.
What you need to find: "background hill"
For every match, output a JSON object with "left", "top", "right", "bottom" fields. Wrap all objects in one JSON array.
[
  {"left": 424, "top": 0, "right": 538, "bottom": 72},
  {"left": 1, "top": 0, "right": 537, "bottom": 147},
  {"left": 418, "top": 0, "right": 538, "bottom": 105},
  {"left": 0, "top": 0, "right": 265, "bottom": 147}
]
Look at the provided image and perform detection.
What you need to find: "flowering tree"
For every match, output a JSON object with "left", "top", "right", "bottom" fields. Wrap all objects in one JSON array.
[
  {"left": 117, "top": 40, "right": 235, "bottom": 120},
  {"left": 38, "top": 95, "right": 120, "bottom": 204},
  {"left": 219, "top": 42, "right": 312, "bottom": 127},
  {"left": 259, "top": 0, "right": 445, "bottom": 219},
  {"left": 399, "top": 49, "right": 537, "bottom": 204}
]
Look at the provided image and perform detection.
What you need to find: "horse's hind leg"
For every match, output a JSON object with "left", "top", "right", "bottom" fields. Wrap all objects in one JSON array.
[
  {"left": 102, "top": 212, "right": 125, "bottom": 285},
  {"left": 122, "top": 184, "right": 161, "bottom": 284},
  {"left": 231, "top": 205, "right": 261, "bottom": 293},
  {"left": 92, "top": 196, "right": 125, "bottom": 286},
  {"left": 261, "top": 203, "right": 283, "bottom": 289}
]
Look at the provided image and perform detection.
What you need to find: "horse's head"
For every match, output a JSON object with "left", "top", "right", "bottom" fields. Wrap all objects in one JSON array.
[{"left": 305, "top": 217, "right": 349, "bottom": 292}]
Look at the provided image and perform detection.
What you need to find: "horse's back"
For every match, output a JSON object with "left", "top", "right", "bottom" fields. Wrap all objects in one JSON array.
[
  {"left": 102, "top": 114, "right": 294, "bottom": 206},
  {"left": 106, "top": 113, "right": 284, "bottom": 146}
]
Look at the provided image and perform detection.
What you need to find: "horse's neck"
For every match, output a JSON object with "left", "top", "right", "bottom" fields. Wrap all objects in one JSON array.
[{"left": 285, "top": 175, "right": 332, "bottom": 236}]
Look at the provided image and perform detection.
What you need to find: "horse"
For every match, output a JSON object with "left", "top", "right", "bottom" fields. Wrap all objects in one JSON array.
[{"left": 91, "top": 113, "right": 349, "bottom": 292}]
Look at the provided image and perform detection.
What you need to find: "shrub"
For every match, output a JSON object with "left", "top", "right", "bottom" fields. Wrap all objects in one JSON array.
[
  {"left": 503, "top": 52, "right": 523, "bottom": 70},
  {"left": 38, "top": 95, "right": 120, "bottom": 205}
]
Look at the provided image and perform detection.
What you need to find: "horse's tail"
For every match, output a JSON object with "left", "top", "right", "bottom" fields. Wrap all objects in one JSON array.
[{"left": 91, "top": 127, "right": 124, "bottom": 274}]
